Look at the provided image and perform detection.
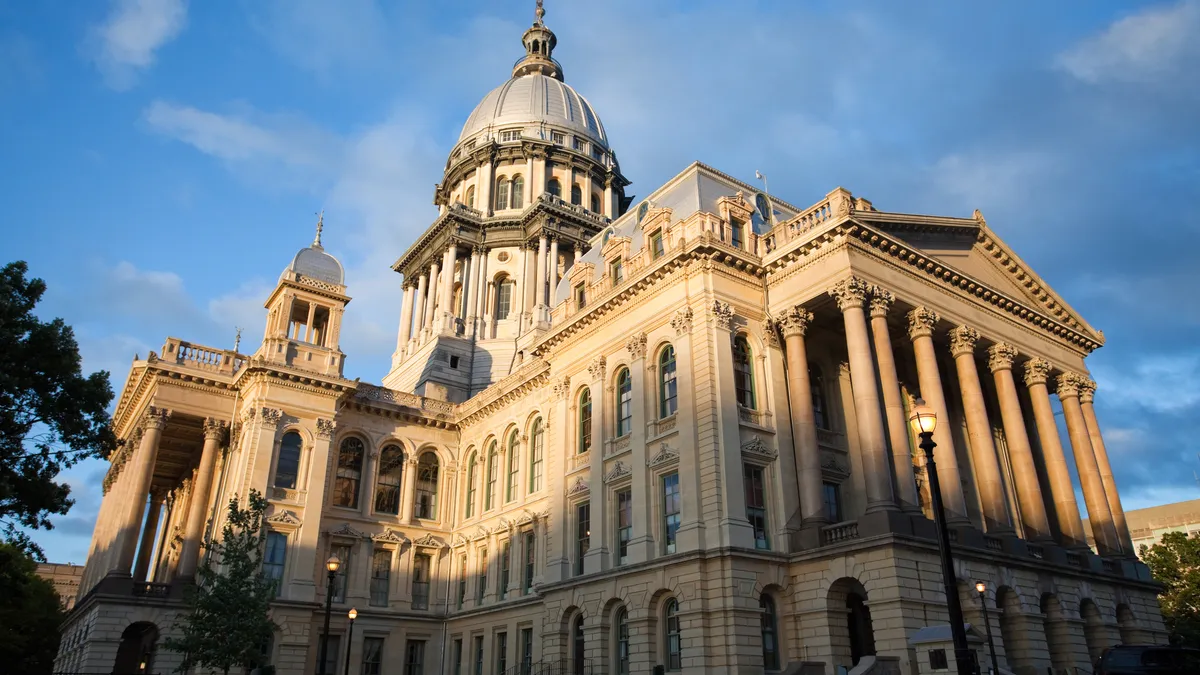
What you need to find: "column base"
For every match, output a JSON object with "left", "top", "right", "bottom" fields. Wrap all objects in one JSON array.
[
  {"left": 858, "top": 509, "right": 914, "bottom": 538},
  {"left": 583, "top": 547, "right": 609, "bottom": 575},
  {"left": 626, "top": 536, "right": 655, "bottom": 564},
  {"left": 676, "top": 520, "right": 705, "bottom": 552},
  {"left": 794, "top": 521, "right": 826, "bottom": 550},
  {"left": 543, "top": 556, "right": 569, "bottom": 584},
  {"left": 720, "top": 517, "right": 757, "bottom": 549}
]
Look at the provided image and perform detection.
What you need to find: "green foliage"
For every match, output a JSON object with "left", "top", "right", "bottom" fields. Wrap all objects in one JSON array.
[
  {"left": 0, "top": 261, "right": 117, "bottom": 559},
  {"left": 0, "top": 543, "right": 67, "bottom": 675},
  {"left": 164, "top": 490, "right": 279, "bottom": 674},
  {"left": 1142, "top": 531, "right": 1200, "bottom": 647}
]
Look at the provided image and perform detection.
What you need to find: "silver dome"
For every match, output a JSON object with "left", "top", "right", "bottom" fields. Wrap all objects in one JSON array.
[
  {"left": 282, "top": 244, "right": 344, "bottom": 286},
  {"left": 458, "top": 73, "right": 608, "bottom": 149}
]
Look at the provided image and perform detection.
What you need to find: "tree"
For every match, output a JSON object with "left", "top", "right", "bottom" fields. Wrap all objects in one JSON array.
[
  {"left": 165, "top": 489, "right": 279, "bottom": 674},
  {"left": 0, "top": 543, "right": 67, "bottom": 674},
  {"left": 1142, "top": 531, "right": 1200, "bottom": 647},
  {"left": 0, "top": 261, "right": 117, "bottom": 558}
]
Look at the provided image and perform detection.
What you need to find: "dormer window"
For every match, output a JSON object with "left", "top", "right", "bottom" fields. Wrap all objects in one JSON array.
[
  {"left": 731, "top": 217, "right": 744, "bottom": 249},
  {"left": 500, "top": 130, "right": 522, "bottom": 143},
  {"left": 650, "top": 231, "right": 665, "bottom": 259},
  {"left": 591, "top": 146, "right": 603, "bottom": 161},
  {"left": 572, "top": 137, "right": 588, "bottom": 154},
  {"left": 574, "top": 283, "right": 586, "bottom": 309},
  {"left": 610, "top": 260, "right": 623, "bottom": 283},
  {"left": 551, "top": 131, "right": 566, "bottom": 145}
]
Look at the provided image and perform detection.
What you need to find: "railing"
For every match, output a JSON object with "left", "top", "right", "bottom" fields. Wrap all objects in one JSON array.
[
  {"left": 821, "top": 520, "right": 860, "bottom": 545},
  {"left": 1065, "top": 552, "right": 1082, "bottom": 567},
  {"left": 512, "top": 54, "right": 563, "bottom": 73},
  {"left": 132, "top": 582, "right": 170, "bottom": 598},
  {"left": 1027, "top": 544, "right": 1045, "bottom": 560},
  {"left": 500, "top": 659, "right": 595, "bottom": 675},
  {"left": 538, "top": 193, "right": 611, "bottom": 226},
  {"left": 269, "top": 487, "right": 306, "bottom": 504},
  {"left": 761, "top": 194, "right": 835, "bottom": 253},
  {"left": 985, "top": 536, "right": 1004, "bottom": 552},
  {"left": 816, "top": 427, "right": 847, "bottom": 451},
  {"left": 567, "top": 451, "right": 590, "bottom": 473},
  {"left": 160, "top": 337, "right": 245, "bottom": 374},
  {"left": 1101, "top": 559, "right": 1116, "bottom": 573},
  {"left": 738, "top": 406, "right": 773, "bottom": 428},
  {"left": 649, "top": 415, "right": 677, "bottom": 437}
]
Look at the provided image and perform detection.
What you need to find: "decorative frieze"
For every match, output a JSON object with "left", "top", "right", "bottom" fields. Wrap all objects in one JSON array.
[
  {"left": 604, "top": 461, "right": 632, "bottom": 483},
  {"left": 327, "top": 523, "right": 369, "bottom": 539},
  {"left": 413, "top": 533, "right": 447, "bottom": 549},
  {"left": 711, "top": 300, "right": 734, "bottom": 330},
  {"left": 762, "top": 318, "right": 779, "bottom": 348},
  {"left": 553, "top": 376, "right": 571, "bottom": 401},
  {"left": 777, "top": 305, "right": 813, "bottom": 338},
  {"left": 647, "top": 444, "right": 679, "bottom": 469},
  {"left": 266, "top": 509, "right": 302, "bottom": 528},
  {"left": 1023, "top": 358, "right": 1052, "bottom": 387},
  {"left": 828, "top": 276, "right": 870, "bottom": 311},
  {"left": 907, "top": 306, "right": 940, "bottom": 339},
  {"left": 869, "top": 286, "right": 894, "bottom": 318},
  {"left": 987, "top": 343, "right": 1019, "bottom": 372},
  {"left": 566, "top": 476, "right": 590, "bottom": 497},
  {"left": 948, "top": 325, "right": 980, "bottom": 357},
  {"left": 741, "top": 435, "right": 777, "bottom": 460}
]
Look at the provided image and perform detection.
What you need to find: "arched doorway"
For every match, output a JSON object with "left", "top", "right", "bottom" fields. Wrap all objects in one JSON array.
[
  {"left": 1117, "top": 604, "right": 1141, "bottom": 645},
  {"left": 995, "top": 587, "right": 1024, "bottom": 674},
  {"left": 113, "top": 622, "right": 158, "bottom": 674},
  {"left": 828, "top": 577, "right": 876, "bottom": 669},
  {"left": 1041, "top": 594, "right": 1072, "bottom": 670},
  {"left": 1080, "top": 599, "right": 1107, "bottom": 663}
]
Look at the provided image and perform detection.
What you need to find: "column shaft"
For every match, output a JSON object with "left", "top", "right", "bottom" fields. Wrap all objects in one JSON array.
[
  {"left": 548, "top": 237, "right": 560, "bottom": 304},
  {"left": 869, "top": 290, "right": 920, "bottom": 512},
  {"left": 1059, "top": 374, "right": 1120, "bottom": 555},
  {"left": 476, "top": 251, "right": 490, "bottom": 335},
  {"left": 1080, "top": 381, "right": 1134, "bottom": 554},
  {"left": 711, "top": 301, "right": 755, "bottom": 548},
  {"left": 440, "top": 244, "right": 457, "bottom": 326},
  {"left": 132, "top": 494, "right": 164, "bottom": 582},
  {"left": 907, "top": 307, "right": 968, "bottom": 521},
  {"left": 671, "top": 309, "right": 705, "bottom": 551},
  {"left": 423, "top": 261, "right": 440, "bottom": 332},
  {"left": 177, "top": 419, "right": 225, "bottom": 578},
  {"left": 949, "top": 326, "right": 1011, "bottom": 532},
  {"left": 397, "top": 283, "right": 414, "bottom": 346},
  {"left": 584, "top": 358, "right": 609, "bottom": 573},
  {"left": 988, "top": 345, "right": 1051, "bottom": 540},
  {"left": 466, "top": 250, "right": 481, "bottom": 335},
  {"left": 305, "top": 302, "right": 317, "bottom": 343},
  {"left": 1024, "top": 359, "right": 1087, "bottom": 548},
  {"left": 115, "top": 407, "right": 170, "bottom": 574},
  {"left": 412, "top": 273, "right": 428, "bottom": 338},
  {"left": 401, "top": 457, "right": 419, "bottom": 524},
  {"left": 626, "top": 335, "right": 652, "bottom": 562},
  {"left": 779, "top": 308, "right": 824, "bottom": 526},
  {"left": 535, "top": 235, "right": 548, "bottom": 308}
]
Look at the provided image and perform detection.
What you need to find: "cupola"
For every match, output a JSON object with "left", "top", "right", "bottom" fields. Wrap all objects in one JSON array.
[{"left": 512, "top": 0, "right": 562, "bottom": 80}]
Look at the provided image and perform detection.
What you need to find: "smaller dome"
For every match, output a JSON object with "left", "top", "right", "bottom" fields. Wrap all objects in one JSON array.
[{"left": 281, "top": 213, "right": 344, "bottom": 285}]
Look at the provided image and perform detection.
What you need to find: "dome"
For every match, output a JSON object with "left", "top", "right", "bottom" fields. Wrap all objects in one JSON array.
[
  {"left": 458, "top": 73, "right": 608, "bottom": 149},
  {"left": 282, "top": 245, "right": 344, "bottom": 285}
]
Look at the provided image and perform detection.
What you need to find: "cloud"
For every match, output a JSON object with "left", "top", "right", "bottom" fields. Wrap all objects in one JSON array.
[
  {"left": 1090, "top": 353, "right": 1200, "bottom": 415},
  {"left": 88, "top": 0, "right": 188, "bottom": 90},
  {"left": 1056, "top": 0, "right": 1200, "bottom": 85}
]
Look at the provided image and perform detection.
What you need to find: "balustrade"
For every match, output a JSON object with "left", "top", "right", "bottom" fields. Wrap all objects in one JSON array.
[{"left": 820, "top": 520, "right": 860, "bottom": 545}]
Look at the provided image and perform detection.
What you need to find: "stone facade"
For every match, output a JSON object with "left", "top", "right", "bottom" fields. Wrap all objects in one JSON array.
[
  {"left": 58, "top": 6, "right": 1165, "bottom": 675},
  {"left": 1085, "top": 498, "right": 1200, "bottom": 557},
  {"left": 37, "top": 562, "right": 84, "bottom": 611}
]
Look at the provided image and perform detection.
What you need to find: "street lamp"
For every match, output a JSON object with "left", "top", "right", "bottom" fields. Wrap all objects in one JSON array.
[
  {"left": 343, "top": 608, "right": 357, "bottom": 675},
  {"left": 909, "top": 399, "right": 975, "bottom": 675},
  {"left": 975, "top": 582, "right": 999, "bottom": 675},
  {"left": 317, "top": 555, "right": 341, "bottom": 675}
]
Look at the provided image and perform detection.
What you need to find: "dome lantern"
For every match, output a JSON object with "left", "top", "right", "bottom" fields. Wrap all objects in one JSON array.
[{"left": 513, "top": 0, "right": 562, "bottom": 81}]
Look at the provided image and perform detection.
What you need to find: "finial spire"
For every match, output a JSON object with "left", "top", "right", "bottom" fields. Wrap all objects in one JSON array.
[
  {"left": 535, "top": 0, "right": 545, "bottom": 25},
  {"left": 233, "top": 326, "right": 243, "bottom": 353},
  {"left": 314, "top": 210, "right": 324, "bottom": 248}
]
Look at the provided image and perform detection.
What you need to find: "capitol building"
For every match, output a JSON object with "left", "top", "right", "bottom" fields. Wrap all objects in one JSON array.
[{"left": 57, "top": 6, "right": 1166, "bottom": 675}]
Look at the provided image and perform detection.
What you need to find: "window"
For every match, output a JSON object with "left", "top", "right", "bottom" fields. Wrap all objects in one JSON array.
[
  {"left": 616, "top": 368, "right": 632, "bottom": 437},
  {"left": 330, "top": 543, "right": 352, "bottom": 602},
  {"left": 610, "top": 259, "right": 623, "bottom": 283},
  {"left": 665, "top": 599, "right": 682, "bottom": 671},
  {"left": 405, "top": 640, "right": 425, "bottom": 675},
  {"left": 333, "top": 438, "right": 365, "bottom": 508},
  {"left": 650, "top": 231, "right": 665, "bottom": 259},
  {"left": 465, "top": 452, "right": 478, "bottom": 518},
  {"left": 496, "top": 280, "right": 512, "bottom": 320},
  {"left": 500, "top": 129, "right": 522, "bottom": 142},
  {"left": 733, "top": 336, "right": 756, "bottom": 410},
  {"left": 745, "top": 464, "right": 769, "bottom": 550},
  {"left": 523, "top": 531, "right": 536, "bottom": 595},
  {"left": 659, "top": 345, "right": 678, "bottom": 418},
  {"left": 578, "top": 388, "right": 592, "bottom": 454},
  {"left": 572, "top": 616, "right": 585, "bottom": 675},
  {"left": 616, "top": 489, "right": 632, "bottom": 565},
  {"left": 320, "top": 635, "right": 340, "bottom": 675},
  {"left": 495, "top": 178, "right": 510, "bottom": 210},
  {"left": 369, "top": 548, "right": 390, "bottom": 606},
  {"left": 823, "top": 482, "right": 842, "bottom": 523},
  {"left": 592, "top": 145, "right": 603, "bottom": 161},
  {"left": 761, "top": 595, "right": 780, "bottom": 670},
  {"left": 499, "top": 541, "right": 511, "bottom": 600},
  {"left": 614, "top": 608, "right": 630, "bottom": 675},
  {"left": 511, "top": 175, "right": 525, "bottom": 209},
  {"left": 362, "top": 637, "right": 384, "bottom": 675},
  {"left": 374, "top": 444, "right": 404, "bottom": 515},
  {"left": 452, "top": 639, "right": 463, "bottom": 675},
  {"left": 263, "top": 531, "right": 286, "bottom": 594},
  {"left": 486, "top": 442, "right": 498, "bottom": 510},
  {"left": 496, "top": 632, "right": 508, "bottom": 674},
  {"left": 473, "top": 636, "right": 484, "bottom": 675},
  {"left": 572, "top": 137, "right": 585, "bottom": 152},
  {"left": 810, "top": 363, "right": 829, "bottom": 430},
  {"left": 529, "top": 419, "right": 544, "bottom": 492},
  {"left": 521, "top": 628, "right": 534, "bottom": 675},
  {"left": 506, "top": 432, "right": 520, "bottom": 502},
  {"left": 414, "top": 452, "right": 439, "bottom": 519},
  {"left": 929, "top": 649, "right": 948, "bottom": 670},
  {"left": 663, "top": 473, "right": 680, "bottom": 554},
  {"left": 575, "top": 502, "right": 590, "bottom": 576},
  {"left": 476, "top": 548, "right": 487, "bottom": 604},
  {"left": 730, "top": 217, "right": 744, "bottom": 249},
  {"left": 457, "top": 554, "right": 467, "bottom": 609},
  {"left": 465, "top": 185, "right": 475, "bottom": 209},
  {"left": 591, "top": 193, "right": 602, "bottom": 214},
  {"left": 571, "top": 183, "right": 582, "bottom": 205},
  {"left": 547, "top": 178, "right": 562, "bottom": 198},
  {"left": 574, "top": 282, "right": 586, "bottom": 309},
  {"left": 551, "top": 131, "right": 566, "bottom": 145},
  {"left": 274, "top": 432, "right": 302, "bottom": 489},
  {"left": 412, "top": 553, "right": 431, "bottom": 610}
]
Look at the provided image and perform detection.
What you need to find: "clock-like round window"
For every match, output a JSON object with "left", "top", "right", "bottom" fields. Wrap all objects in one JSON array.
[{"left": 497, "top": 251, "right": 510, "bottom": 263}]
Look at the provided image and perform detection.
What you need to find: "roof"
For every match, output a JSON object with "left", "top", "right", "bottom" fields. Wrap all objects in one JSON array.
[
  {"left": 282, "top": 243, "right": 344, "bottom": 286},
  {"left": 458, "top": 73, "right": 608, "bottom": 149}
]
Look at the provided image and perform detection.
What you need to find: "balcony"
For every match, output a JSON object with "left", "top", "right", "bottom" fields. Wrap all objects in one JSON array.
[{"left": 738, "top": 406, "right": 773, "bottom": 429}]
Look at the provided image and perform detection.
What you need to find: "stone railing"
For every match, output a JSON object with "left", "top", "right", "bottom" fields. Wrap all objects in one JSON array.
[
  {"left": 1027, "top": 543, "right": 1045, "bottom": 560},
  {"left": 1065, "top": 551, "right": 1082, "bottom": 567},
  {"left": 270, "top": 487, "right": 307, "bottom": 504},
  {"left": 605, "top": 435, "right": 632, "bottom": 457},
  {"left": 649, "top": 415, "right": 677, "bottom": 437},
  {"left": 538, "top": 192, "right": 611, "bottom": 226},
  {"left": 761, "top": 195, "right": 834, "bottom": 253},
  {"left": 821, "top": 520, "right": 860, "bottom": 545},
  {"left": 816, "top": 427, "right": 847, "bottom": 451},
  {"left": 985, "top": 536, "right": 1004, "bottom": 553},
  {"left": 738, "top": 406, "right": 773, "bottom": 428},
  {"left": 160, "top": 337, "right": 245, "bottom": 375},
  {"left": 132, "top": 582, "right": 170, "bottom": 599},
  {"left": 567, "top": 451, "right": 590, "bottom": 473},
  {"left": 355, "top": 383, "right": 456, "bottom": 416}
]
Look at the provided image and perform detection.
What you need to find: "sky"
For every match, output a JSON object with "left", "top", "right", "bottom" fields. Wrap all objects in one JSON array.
[{"left": 3, "top": 0, "right": 1199, "bottom": 564}]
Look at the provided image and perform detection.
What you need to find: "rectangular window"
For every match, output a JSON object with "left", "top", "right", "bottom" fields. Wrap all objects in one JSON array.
[
  {"left": 575, "top": 502, "right": 590, "bottom": 576},
  {"left": 663, "top": 473, "right": 681, "bottom": 554},
  {"left": 362, "top": 637, "right": 384, "bottom": 675},
  {"left": 369, "top": 549, "right": 390, "bottom": 607},
  {"left": 552, "top": 131, "right": 565, "bottom": 144},
  {"left": 523, "top": 531, "right": 536, "bottom": 595},
  {"left": 476, "top": 548, "right": 487, "bottom": 604},
  {"left": 496, "top": 632, "right": 508, "bottom": 674},
  {"left": 473, "top": 636, "right": 484, "bottom": 675},
  {"left": 405, "top": 639, "right": 425, "bottom": 675},
  {"left": 592, "top": 145, "right": 603, "bottom": 161},
  {"left": 500, "top": 129, "right": 522, "bottom": 142},
  {"left": 457, "top": 554, "right": 467, "bottom": 609},
  {"left": 823, "top": 482, "right": 842, "bottom": 523},
  {"left": 521, "top": 628, "right": 534, "bottom": 675},
  {"left": 572, "top": 137, "right": 585, "bottom": 152},
  {"left": 496, "top": 282, "right": 512, "bottom": 320},
  {"left": 574, "top": 282, "right": 586, "bottom": 309},
  {"left": 651, "top": 231, "right": 665, "bottom": 258},
  {"left": 452, "top": 639, "right": 463, "bottom": 675},
  {"left": 412, "top": 553, "right": 431, "bottom": 610},
  {"left": 610, "top": 260, "right": 623, "bottom": 283},
  {"left": 616, "top": 489, "right": 632, "bottom": 565},
  {"left": 929, "top": 649, "right": 948, "bottom": 670},
  {"left": 529, "top": 429, "right": 543, "bottom": 493},
  {"left": 331, "top": 544, "right": 352, "bottom": 602},
  {"left": 499, "top": 541, "right": 511, "bottom": 600},
  {"left": 730, "top": 217, "right": 744, "bottom": 249},
  {"left": 506, "top": 445, "right": 519, "bottom": 503},
  {"left": 744, "top": 464, "right": 769, "bottom": 550},
  {"left": 263, "top": 531, "right": 286, "bottom": 595},
  {"left": 320, "top": 635, "right": 341, "bottom": 675}
]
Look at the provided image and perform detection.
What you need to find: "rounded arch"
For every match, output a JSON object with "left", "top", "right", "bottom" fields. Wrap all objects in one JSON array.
[
  {"left": 413, "top": 449, "right": 440, "bottom": 520},
  {"left": 994, "top": 585, "right": 1025, "bottom": 674},
  {"left": 547, "top": 177, "right": 562, "bottom": 198},
  {"left": 576, "top": 385, "right": 594, "bottom": 455},
  {"left": 331, "top": 433, "right": 369, "bottom": 509},
  {"left": 732, "top": 332, "right": 757, "bottom": 410},
  {"left": 758, "top": 583, "right": 788, "bottom": 671},
  {"left": 1116, "top": 603, "right": 1139, "bottom": 644},
  {"left": 464, "top": 185, "right": 476, "bottom": 209},
  {"left": 113, "top": 621, "right": 159, "bottom": 675},
  {"left": 612, "top": 362, "right": 633, "bottom": 437},
  {"left": 570, "top": 183, "right": 583, "bottom": 205},
  {"left": 1079, "top": 598, "right": 1107, "bottom": 663},
  {"left": 1041, "top": 593, "right": 1071, "bottom": 670},
  {"left": 463, "top": 445, "right": 480, "bottom": 519},
  {"left": 828, "top": 577, "right": 875, "bottom": 669},
  {"left": 374, "top": 442, "right": 406, "bottom": 515},
  {"left": 510, "top": 174, "right": 525, "bottom": 209},
  {"left": 273, "top": 428, "right": 306, "bottom": 490},
  {"left": 656, "top": 341, "right": 678, "bottom": 419}
]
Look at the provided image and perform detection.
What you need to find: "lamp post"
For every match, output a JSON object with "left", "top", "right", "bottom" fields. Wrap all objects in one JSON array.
[
  {"left": 343, "top": 608, "right": 357, "bottom": 675},
  {"left": 317, "top": 555, "right": 341, "bottom": 675},
  {"left": 909, "top": 399, "right": 976, "bottom": 675},
  {"left": 975, "top": 582, "right": 999, "bottom": 675}
]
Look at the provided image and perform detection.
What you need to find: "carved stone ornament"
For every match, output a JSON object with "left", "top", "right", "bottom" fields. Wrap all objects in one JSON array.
[
  {"left": 327, "top": 523, "right": 368, "bottom": 539},
  {"left": 869, "top": 286, "right": 895, "bottom": 318},
  {"left": 626, "top": 333, "right": 648, "bottom": 360},
  {"left": 762, "top": 318, "right": 780, "bottom": 348},
  {"left": 413, "top": 533, "right": 447, "bottom": 549},
  {"left": 588, "top": 355, "right": 606, "bottom": 381},
  {"left": 471, "top": 527, "right": 490, "bottom": 542},
  {"left": 372, "top": 528, "right": 408, "bottom": 545},
  {"left": 144, "top": 406, "right": 171, "bottom": 431},
  {"left": 451, "top": 533, "right": 468, "bottom": 548},
  {"left": 907, "top": 306, "right": 940, "bottom": 340},
  {"left": 240, "top": 407, "right": 257, "bottom": 424},
  {"left": 948, "top": 325, "right": 980, "bottom": 357},
  {"left": 202, "top": 417, "right": 227, "bottom": 441},
  {"left": 821, "top": 454, "right": 850, "bottom": 477},
  {"left": 604, "top": 461, "right": 632, "bottom": 483},
  {"left": 267, "top": 509, "right": 302, "bottom": 527},
  {"left": 553, "top": 376, "right": 572, "bottom": 401},
  {"left": 647, "top": 443, "right": 679, "bottom": 469},
  {"left": 828, "top": 276, "right": 870, "bottom": 312},
  {"left": 777, "top": 305, "right": 813, "bottom": 338},
  {"left": 516, "top": 511, "right": 535, "bottom": 526},
  {"left": 741, "top": 435, "right": 777, "bottom": 460},
  {"left": 1055, "top": 372, "right": 1086, "bottom": 399},
  {"left": 259, "top": 407, "right": 284, "bottom": 428},
  {"left": 316, "top": 418, "right": 336, "bottom": 439},
  {"left": 671, "top": 307, "right": 694, "bottom": 336},
  {"left": 1023, "top": 358, "right": 1052, "bottom": 387},
  {"left": 987, "top": 343, "right": 1018, "bottom": 373},
  {"left": 1078, "top": 378, "right": 1098, "bottom": 404},
  {"left": 566, "top": 476, "right": 590, "bottom": 496},
  {"left": 711, "top": 300, "right": 734, "bottom": 330}
]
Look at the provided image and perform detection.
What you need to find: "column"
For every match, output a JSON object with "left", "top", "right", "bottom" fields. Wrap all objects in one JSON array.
[
  {"left": 1023, "top": 358, "right": 1087, "bottom": 549},
  {"left": 525, "top": 154, "right": 535, "bottom": 205},
  {"left": 177, "top": 417, "right": 226, "bottom": 579},
  {"left": 477, "top": 250, "right": 490, "bottom": 336},
  {"left": 868, "top": 288, "right": 921, "bottom": 513},
  {"left": 1079, "top": 379, "right": 1135, "bottom": 554},
  {"left": 440, "top": 243, "right": 457, "bottom": 328},
  {"left": 132, "top": 490, "right": 165, "bottom": 582},
  {"left": 711, "top": 301, "right": 756, "bottom": 548},
  {"left": 534, "top": 235, "right": 548, "bottom": 309},
  {"left": 412, "top": 272, "right": 428, "bottom": 342},
  {"left": 517, "top": 246, "right": 531, "bottom": 328},
  {"left": 288, "top": 419, "right": 335, "bottom": 602},
  {"left": 115, "top": 407, "right": 170, "bottom": 574},
  {"left": 987, "top": 344, "right": 1051, "bottom": 541},
  {"left": 400, "top": 455, "right": 419, "bottom": 525},
  {"left": 671, "top": 308, "right": 705, "bottom": 551},
  {"left": 829, "top": 277, "right": 895, "bottom": 513},
  {"left": 548, "top": 236, "right": 560, "bottom": 303},
  {"left": 906, "top": 307, "right": 969, "bottom": 522},
  {"left": 424, "top": 260, "right": 440, "bottom": 335},
  {"left": 778, "top": 305, "right": 825, "bottom": 528},
  {"left": 948, "top": 326, "right": 1011, "bottom": 532},
  {"left": 397, "top": 282, "right": 415, "bottom": 347},
  {"left": 1058, "top": 373, "right": 1120, "bottom": 555},
  {"left": 625, "top": 333, "right": 653, "bottom": 562},
  {"left": 584, "top": 356, "right": 609, "bottom": 573},
  {"left": 466, "top": 248, "right": 482, "bottom": 336},
  {"left": 546, "top": 377, "right": 572, "bottom": 582},
  {"left": 478, "top": 155, "right": 495, "bottom": 214}
]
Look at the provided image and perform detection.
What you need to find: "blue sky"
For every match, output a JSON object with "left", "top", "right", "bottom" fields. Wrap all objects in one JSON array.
[{"left": 3, "top": 0, "right": 1199, "bottom": 563}]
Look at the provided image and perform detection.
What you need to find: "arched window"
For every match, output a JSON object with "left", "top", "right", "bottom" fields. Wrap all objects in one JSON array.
[
  {"left": 761, "top": 594, "right": 780, "bottom": 670},
  {"left": 506, "top": 430, "right": 520, "bottom": 502},
  {"left": 614, "top": 608, "right": 630, "bottom": 675},
  {"left": 465, "top": 185, "right": 475, "bottom": 209},
  {"left": 485, "top": 441, "right": 498, "bottom": 510},
  {"left": 571, "top": 183, "right": 582, "bottom": 205},
  {"left": 510, "top": 175, "right": 525, "bottom": 209},
  {"left": 733, "top": 335, "right": 756, "bottom": 410},
  {"left": 572, "top": 615, "right": 585, "bottom": 675},
  {"left": 529, "top": 418, "right": 544, "bottom": 492},
  {"left": 495, "top": 177, "right": 510, "bottom": 210},
  {"left": 465, "top": 451, "right": 478, "bottom": 518},
  {"left": 591, "top": 192, "right": 602, "bottom": 214},
  {"left": 374, "top": 444, "right": 404, "bottom": 515},
  {"left": 333, "top": 437, "right": 365, "bottom": 508},
  {"left": 274, "top": 431, "right": 302, "bottom": 489},
  {"left": 452, "top": 282, "right": 464, "bottom": 317},
  {"left": 616, "top": 368, "right": 632, "bottom": 437},
  {"left": 495, "top": 277, "right": 513, "bottom": 320},
  {"left": 659, "top": 345, "right": 677, "bottom": 418},
  {"left": 547, "top": 178, "right": 561, "bottom": 198},
  {"left": 809, "top": 363, "right": 829, "bottom": 430},
  {"left": 664, "top": 599, "right": 682, "bottom": 671},
  {"left": 578, "top": 388, "right": 592, "bottom": 454},
  {"left": 414, "top": 452, "right": 439, "bottom": 519}
]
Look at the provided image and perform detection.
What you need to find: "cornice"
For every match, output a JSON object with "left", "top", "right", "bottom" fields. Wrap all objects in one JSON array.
[{"left": 457, "top": 359, "right": 552, "bottom": 428}]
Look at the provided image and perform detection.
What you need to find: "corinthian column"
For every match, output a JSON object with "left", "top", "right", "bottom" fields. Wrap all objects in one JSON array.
[
  {"left": 397, "top": 283, "right": 415, "bottom": 347},
  {"left": 1079, "top": 378, "right": 1135, "bottom": 555},
  {"left": 869, "top": 288, "right": 920, "bottom": 513},
  {"left": 412, "top": 272, "right": 428, "bottom": 340},
  {"left": 987, "top": 344, "right": 1051, "bottom": 541},
  {"left": 949, "top": 326, "right": 1011, "bottom": 533},
  {"left": 829, "top": 277, "right": 895, "bottom": 513},
  {"left": 1058, "top": 373, "right": 1120, "bottom": 555},
  {"left": 907, "top": 307, "right": 968, "bottom": 522},
  {"left": 1024, "top": 359, "right": 1087, "bottom": 549},
  {"left": 132, "top": 490, "right": 165, "bottom": 582},
  {"left": 177, "top": 417, "right": 226, "bottom": 579},
  {"left": 115, "top": 407, "right": 171, "bottom": 574},
  {"left": 424, "top": 260, "right": 440, "bottom": 335},
  {"left": 778, "top": 305, "right": 825, "bottom": 526}
]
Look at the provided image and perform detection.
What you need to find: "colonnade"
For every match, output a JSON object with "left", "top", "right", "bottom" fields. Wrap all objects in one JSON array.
[{"left": 779, "top": 276, "right": 1133, "bottom": 556}]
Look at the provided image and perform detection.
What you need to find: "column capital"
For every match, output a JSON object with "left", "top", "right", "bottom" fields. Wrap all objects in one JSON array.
[
  {"left": 587, "top": 355, "right": 606, "bottom": 381},
  {"left": 670, "top": 307, "right": 694, "bottom": 336},
  {"left": 143, "top": 406, "right": 171, "bottom": 431},
  {"left": 259, "top": 407, "right": 283, "bottom": 429},
  {"left": 827, "top": 276, "right": 870, "bottom": 312},
  {"left": 553, "top": 376, "right": 572, "bottom": 401},
  {"left": 1055, "top": 372, "right": 1088, "bottom": 399},
  {"left": 711, "top": 300, "right": 734, "bottom": 330},
  {"left": 1023, "top": 358, "right": 1052, "bottom": 387},
  {"left": 906, "top": 306, "right": 940, "bottom": 339},
  {"left": 316, "top": 418, "right": 337, "bottom": 439},
  {"left": 778, "top": 305, "right": 814, "bottom": 338},
  {"left": 987, "top": 343, "right": 1019, "bottom": 373},
  {"left": 1079, "top": 377, "right": 1098, "bottom": 404},
  {"left": 948, "top": 325, "right": 980, "bottom": 357},
  {"left": 202, "top": 417, "right": 227, "bottom": 441},
  {"left": 868, "top": 286, "right": 894, "bottom": 318},
  {"left": 761, "top": 318, "right": 780, "bottom": 348},
  {"left": 625, "top": 333, "right": 648, "bottom": 360}
]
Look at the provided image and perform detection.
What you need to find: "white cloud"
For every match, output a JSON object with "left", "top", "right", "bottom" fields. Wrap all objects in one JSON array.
[
  {"left": 88, "top": 0, "right": 188, "bottom": 90},
  {"left": 1056, "top": 0, "right": 1200, "bottom": 84},
  {"left": 1091, "top": 352, "right": 1200, "bottom": 414},
  {"left": 924, "top": 150, "right": 1058, "bottom": 215}
]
